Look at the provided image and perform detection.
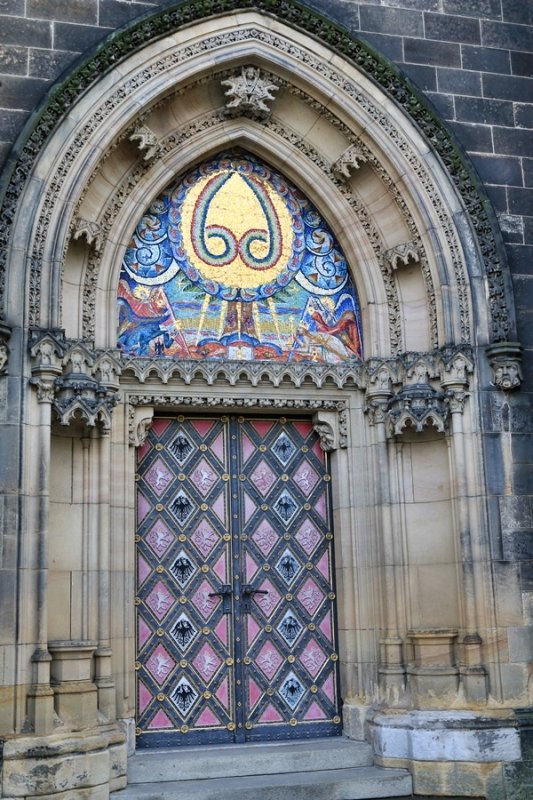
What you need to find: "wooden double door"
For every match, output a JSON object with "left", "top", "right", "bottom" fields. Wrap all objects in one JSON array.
[{"left": 135, "top": 415, "right": 341, "bottom": 746}]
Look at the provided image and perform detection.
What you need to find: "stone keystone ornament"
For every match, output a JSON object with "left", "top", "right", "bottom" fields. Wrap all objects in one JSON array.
[{"left": 221, "top": 66, "right": 278, "bottom": 117}]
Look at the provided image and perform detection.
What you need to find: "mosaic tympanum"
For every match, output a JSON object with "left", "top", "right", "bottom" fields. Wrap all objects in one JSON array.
[{"left": 118, "top": 153, "right": 362, "bottom": 363}]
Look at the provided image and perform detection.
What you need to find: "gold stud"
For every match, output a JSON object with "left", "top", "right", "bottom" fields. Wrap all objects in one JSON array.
[
  {"left": 157, "top": 628, "right": 164, "bottom": 637},
  {"left": 155, "top": 443, "right": 163, "bottom": 451},
  {"left": 179, "top": 534, "right": 187, "bottom": 542},
  {"left": 265, "top": 625, "right": 273, "bottom": 633},
  {"left": 304, "top": 503, "right": 311, "bottom": 510},
  {"left": 201, "top": 565, "right": 209, "bottom": 573},
  {"left": 323, "top": 474, "right": 331, "bottom": 482},
  {"left": 135, "top": 474, "right": 140, "bottom": 481},
  {"left": 134, "top": 661, "right": 141, "bottom": 670},
  {"left": 156, "top": 503, "right": 164, "bottom": 511},
  {"left": 311, "top": 685, "right": 318, "bottom": 694},
  {"left": 326, "top": 533, "right": 333, "bottom": 540},
  {"left": 157, "top": 693, "right": 165, "bottom": 701},
  {"left": 203, "top": 691, "right": 212, "bottom": 700},
  {"left": 180, "top": 659, "right": 188, "bottom": 668},
  {"left": 330, "top": 653, "right": 338, "bottom": 662},
  {"left": 180, "top": 596, "right": 187, "bottom": 604},
  {"left": 289, "top": 718, "right": 297, "bottom": 726},
  {"left": 333, "top": 715, "right": 341, "bottom": 724},
  {"left": 306, "top": 562, "right": 313, "bottom": 570},
  {"left": 201, "top": 503, "right": 209, "bottom": 511},
  {"left": 223, "top": 533, "right": 231, "bottom": 541},
  {"left": 199, "top": 444, "right": 208, "bottom": 451},
  {"left": 227, "top": 722, "right": 236, "bottom": 731},
  {"left": 281, "top": 474, "right": 288, "bottom": 482},
  {"left": 238, "top": 416, "right": 245, "bottom": 423},
  {"left": 177, "top": 415, "right": 185, "bottom": 422},
  {"left": 261, "top": 504, "right": 268, "bottom": 511},
  {"left": 225, "top": 657, "right": 234, "bottom": 666},
  {"left": 285, "top": 593, "right": 293, "bottom": 601},
  {"left": 181, "top": 725, "right": 189, "bottom": 733},
  {"left": 245, "top": 721, "right": 253, "bottom": 730},
  {"left": 302, "top": 445, "right": 309, "bottom": 452},
  {"left": 134, "top": 534, "right": 141, "bottom": 542},
  {"left": 284, "top": 533, "right": 291, "bottom": 540},
  {"left": 135, "top": 727, "right": 142, "bottom": 735},
  {"left": 239, "top": 474, "right": 246, "bottom": 481},
  {"left": 156, "top": 565, "right": 164, "bottom": 573},
  {"left": 288, "top": 655, "right": 295, "bottom": 663},
  {"left": 134, "top": 597, "right": 141, "bottom": 606},
  {"left": 243, "top": 656, "right": 252, "bottom": 665},
  {"left": 263, "top": 564, "right": 270, "bottom": 571},
  {"left": 329, "top": 592, "right": 336, "bottom": 600},
  {"left": 280, "top": 417, "right": 287, "bottom": 424},
  {"left": 202, "top": 627, "right": 210, "bottom": 635},
  {"left": 259, "top": 445, "right": 267, "bottom": 452},
  {"left": 308, "top": 623, "right": 316, "bottom": 631},
  {"left": 222, "top": 474, "right": 230, "bottom": 481},
  {"left": 266, "top": 688, "right": 274, "bottom": 696}
]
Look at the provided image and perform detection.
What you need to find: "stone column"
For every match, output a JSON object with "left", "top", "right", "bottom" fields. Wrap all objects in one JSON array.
[
  {"left": 443, "top": 362, "right": 487, "bottom": 704},
  {"left": 366, "top": 374, "right": 405, "bottom": 701},
  {"left": 27, "top": 364, "right": 61, "bottom": 734}
]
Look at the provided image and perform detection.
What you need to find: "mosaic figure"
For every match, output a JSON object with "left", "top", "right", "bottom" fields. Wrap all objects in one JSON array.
[{"left": 118, "top": 153, "right": 363, "bottom": 363}]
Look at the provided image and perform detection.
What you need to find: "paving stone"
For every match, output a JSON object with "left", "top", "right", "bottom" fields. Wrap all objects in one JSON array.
[
  {"left": 482, "top": 19, "right": 533, "bottom": 52},
  {"left": 27, "top": 0, "right": 98, "bottom": 24},
  {"left": 425, "top": 12, "right": 481, "bottom": 45},
  {"left": 360, "top": 5, "right": 424, "bottom": 37},
  {"left": 501, "top": 0, "right": 533, "bottom": 26},
  {"left": 438, "top": 66, "right": 482, "bottom": 96},
  {"left": 0, "top": 15, "right": 52, "bottom": 48},
  {"left": 444, "top": 0, "right": 502, "bottom": 19},
  {"left": 0, "top": 44, "right": 27, "bottom": 75},
  {"left": 53, "top": 22, "right": 113, "bottom": 52},
  {"left": 456, "top": 96, "right": 514, "bottom": 126},
  {"left": 462, "top": 44, "right": 510, "bottom": 73},
  {"left": 471, "top": 154, "right": 523, "bottom": 185},
  {"left": 483, "top": 72, "right": 533, "bottom": 103},
  {"left": 450, "top": 121, "right": 494, "bottom": 152},
  {"left": 404, "top": 37, "right": 461, "bottom": 67}
]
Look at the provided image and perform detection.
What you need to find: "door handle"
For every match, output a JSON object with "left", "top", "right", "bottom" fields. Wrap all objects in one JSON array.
[
  {"left": 242, "top": 584, "right": 269, "bottom": 613},
  {"left": 208, "top": 584, "right": 233, "bottom": 614}
]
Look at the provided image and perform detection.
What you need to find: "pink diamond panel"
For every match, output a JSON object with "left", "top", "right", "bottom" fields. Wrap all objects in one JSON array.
[
  {"left": 251, "top": 520, "right": 279, "bottom": 556},
  {"left": 253, "top": 579, "right": 281, "bottom": 618},
  {"left": 190, "top": 520, "right": 219, "bottom": 558},
  {"left": 138, "top": 681, "right": 152, "bottom": 715},
  {"left": 193, "top": 643, "right": 222, "bottom": 683},
  {"left": 191, "top": 458, "right": 218, "bottom": 496},
  {"left": 294, "top": 520, "right": 321, "bottom": 555},
  {"left": 191, "top": 580, "right": 220, "bottom": 620},
  {"left": 300, "top": 639, "right": 327, "bottom": 677},
  {"left": 146, "top": 581, "right": 175, "bottom": 620},
  {"left": 292, "top": 460, "right": 320, "bottom": 496},
  {"left": 250, "top": 460, "right": 276, "bottom": 495},
  {"left": 255, "top": 642, "right": 284, "bottom": 680},
  {"left": 146, "top": 644, "right": 176, "bottom": 685},
  {"left": 148, "top": 709, "right": 174, "bottom": 729},
  {"left": 146, "top": 520, "right": 174, "bottom": 558},
  {"left": 297, "top": 578, "right": 325, "bottom": 616},
  {"left": 145, "top": 457, "right": 173, "bottom": 496},
  {"left": 196, "top": 707, "right": 221, "bottom": 727}
]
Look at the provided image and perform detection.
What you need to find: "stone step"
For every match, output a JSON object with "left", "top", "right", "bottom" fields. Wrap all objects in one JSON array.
[
  {"left": 127, "top": 739, "right": 374, "bottom": 783},
  {"left": 112, "top": 764, "right": 412, "bottom": 800}
]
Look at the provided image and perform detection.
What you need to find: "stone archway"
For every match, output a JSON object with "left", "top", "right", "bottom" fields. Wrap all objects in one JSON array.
[{"left": 0, "top": 3, "right": 523, "bottom": 798}]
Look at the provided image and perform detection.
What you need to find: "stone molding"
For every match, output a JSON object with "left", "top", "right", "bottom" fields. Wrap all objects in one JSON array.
[
  {"left": 128, "top": 122, "right": 161, "bottom": 162},
  {"left": 0, "top": 2, "right": 512, "bottom": 345},
  {"left": 72, "top": 218, "right": 103, "bottom": 253},
  {"left": 385, "top": 241, "right": 420, "bottom": 270},
  {"left": 331, "top": 143, "right": 368, "bottom": 180}
]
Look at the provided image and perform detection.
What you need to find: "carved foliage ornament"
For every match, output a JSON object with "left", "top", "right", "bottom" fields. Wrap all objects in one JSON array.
[
  {"left": 0, "top": 1, "right": 510, "bottom": 344},
  {"left": 0, "top": 323, "right": 11, "bottom": 375}
]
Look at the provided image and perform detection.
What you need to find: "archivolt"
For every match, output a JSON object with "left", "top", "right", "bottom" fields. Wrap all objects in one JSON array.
[{"left": 0, "top": 2, "right": 512, "bottom": 351}]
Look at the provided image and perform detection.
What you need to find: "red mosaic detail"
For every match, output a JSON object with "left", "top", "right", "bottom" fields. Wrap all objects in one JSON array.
[
  {"left": 145, "top": 644, "right": 176, "bottom": 685},
  {"left": 214, "top": 616, "right": 228, "bottom": 647},
  {"left": 196, "top": 707, "right": 221, "bottom": 727},
  {"left": 251, "top": 420, "right": 274, "bottom": 438},
  {"left": 292, "top": 460, "right": 320, "bottom": 496},
  {"left": 192, "top": 642, "right": 223, "bottom": 683},
  {"left": 248, "top": 677, "right": 262, "bottom": 710},
  {"left": 299, "top": 638, "right": 327, "bottom": 677},
  {"left": 321, "top": 672, "right": 335, "bottom": 703},
  {"left": 138, "top": 616, "right": 152, "bottom": 650},
  {"left": 319, "top": 609, "right": 333, "bottom": 642},
  {"left": 297, "top": 577, "right": 325, "bottom": 616},
  {"left": 304, "top": 700, "right": 327, "bottom": 720},
  {"left": 211, "top": 431, "right": 225, "bottom": 464},
  {"left": 294, "top": 421, "right": 313, "bottom": 439},
  {"left": 191, "top": 579, "right": 221, "bottom": 620},
  {"left": 137, "top": 492, "right": 151, "bottom": 523},
  {"left": 215, "top": 675, "right": 229, "bottom": 711},
  {"left": 148, "top": 709, "right": 173, "bottom": 729},
  {"left": 191, "top": 458, "right": 218, "bottom": 496},
  {"left": 138, "top": 680, "right": 152, "bottom": 714},
  {"left": 294, "top": 519, "right": 321, "bottom": 555},
  {"left": 190, "top": 519, "right": 220, "bottom": 558},
  {"left": 251, "top": 519, "right": 279, "bottom": 556},
  {"left": 145, "top": 520, "right": 174, "bottom": 558},
  {"left": 145, "top": 580, "right": 175, "bottom": 620},
  {"left": 316, "top": 550, "right": 330, "bottom": 581},
  {"left": 315, "top": 491, "right": 327, "bottom": 521},
  {"left": 255, "top": 641, "right": 284, "bottom": 680},
  {"left": 250, "top": 460, "right": 276, "bottom": 495},
  {"left": 190, "top": 419, "right": 215, "bottom": 438},
  {"left": 144, "top": 457, "right": 173, "bottom": 496},
  {"left": 137, "top": 554, "right": 151, "bottom": 586},
  {"left": 258, "top": 703, "right": 283, "bottom": 723},
  {"left": 151, "top": 419, "right": 171, "bottom": 437},
  {"left": 253, "top": 579, "right": 282, "bottom": 619}
]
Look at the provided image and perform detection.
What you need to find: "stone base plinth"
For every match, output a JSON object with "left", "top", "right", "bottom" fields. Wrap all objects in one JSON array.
[
  {"left": 369, "top": 709, "right": 521, "bottom": 799},
  {"left": 0, "top": 724, "right": 127, "bottom": 800}
]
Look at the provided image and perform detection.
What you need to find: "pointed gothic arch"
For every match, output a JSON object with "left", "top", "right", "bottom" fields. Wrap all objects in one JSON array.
[{"left": 0, "top": 3, "right": 524, "bottom": 797}]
